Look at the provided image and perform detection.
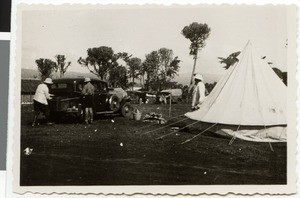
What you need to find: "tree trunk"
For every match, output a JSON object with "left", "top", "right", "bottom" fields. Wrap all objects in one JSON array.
[
  {"left": 132, "top": 77, "right": 135, "bottom": 91},
  {"left": 157, "top": 76, "right": 160, "bottom": 92},
  {"left": 60, "top": 70, "right": 64, "bottom": 78},
  {"left": 139, "top": 76, "right": 142, "bottom": 87},
  {"left": 189, "top": 52, "right": 198, "bottom": 86}
]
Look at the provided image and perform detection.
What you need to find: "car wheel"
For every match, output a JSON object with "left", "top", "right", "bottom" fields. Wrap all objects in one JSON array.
[
  {"left": 109, "top": 95, "right": 120, "bottom": 112},
  {"left": 121, "top": 102, "right": 132, "bottom": 118}
]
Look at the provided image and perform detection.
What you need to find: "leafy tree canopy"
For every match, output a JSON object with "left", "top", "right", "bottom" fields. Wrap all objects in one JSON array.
[
  {"left": 109, "top": 65, "right": 129, "bottom": 89},
  {"left": 142, "top": 48, "right": 180, "bottom": 92},
  {"left": 78, "top": 46, "right": 117, "bottom": 80},
  {"left": 182, "top": 22, "right": 211, "bottom": 56},
  {"left": 35, "top": 58, "right": 56, "bottom": 80},
  {"left": 55, "top": 54, "right": 71, "bottom": 78},
  {"left": 127, "top": 57, "right": 142, "bottom": 90},
  {"left": 128, "top": 57, "right": 142, "bottom": 79}
]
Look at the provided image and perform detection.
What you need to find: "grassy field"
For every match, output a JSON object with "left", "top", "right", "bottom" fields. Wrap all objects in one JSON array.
[{"left": 20, "top": 103, "right": 286, "bottom": 186}]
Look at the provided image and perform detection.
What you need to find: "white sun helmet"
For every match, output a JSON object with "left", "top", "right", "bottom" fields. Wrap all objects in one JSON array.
[
  {"left": 84, "top": 78, "right": 91, "bottom": 83},
  {"left": 194, "top": 74, "right": 204, "bottom": 81},
  {"left": 44, "top": 78, "right": 53, "bottom": 84}
]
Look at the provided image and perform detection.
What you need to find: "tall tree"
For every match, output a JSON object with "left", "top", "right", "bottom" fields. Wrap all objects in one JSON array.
[
  {"left": 78, "top": 46, "right": 117, "bottom": 80},
  {"left": 218, "top": 51, "right": 241, "bottom": 69},
  {"left": 142, "top": 48, "right": 180, "bottom": 92},
  {"left": 167, "top": 56, "right": 180, "bottom": 79},
  {"left": 116, "top": 52, "right": 132, "bottom": 63},
  {"left": 142, "top": 51, "right": 160, "bottom": 90},
  {"left": 109, "top": 65, "right": 129, "bottom": 89},
  {"left": 182, "top": 22, "right": 211, "bottom": 85},
  {"left": 138, "top": 62, "right": 146, "bottom": 86},
  {"left": 157, "top": 48, "right": 180, "bottom": 90},
  {"left": 55, "top": 54, "right": 71, "bottom": 78},
  {"left": 127, "top": 57, "right": 141, "bottom": 90},
  {"left": 35, "top": 58, "right": 56, "bottom": 80}
]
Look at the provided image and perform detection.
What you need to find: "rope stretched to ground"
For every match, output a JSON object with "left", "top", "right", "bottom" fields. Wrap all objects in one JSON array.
[
  {"left": 141, "top": 117, "right": 189, "bottom": 136},
  {"left": 156, "top": 120, "right": 201, "bottom": 140},
  {"left": 133, "top": 114, "right": 186, "bottom": 133},
  {"left": 181, "top": 123, "right": 218, "bottom": 145}
]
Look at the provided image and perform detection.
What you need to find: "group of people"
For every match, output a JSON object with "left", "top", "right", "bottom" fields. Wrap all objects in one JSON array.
[{"left": 31, "top": 77, "right": 95, "bottom": 126}]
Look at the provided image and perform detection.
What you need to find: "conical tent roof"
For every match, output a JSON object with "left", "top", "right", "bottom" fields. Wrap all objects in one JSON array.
[{"left": 185, "top": 41, "right": 287, "bottom": 126}]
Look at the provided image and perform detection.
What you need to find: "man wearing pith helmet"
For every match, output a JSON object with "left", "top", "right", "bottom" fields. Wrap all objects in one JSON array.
[
  {"left": 191, "top": 74, "right": 206, "bottom": 110},
  {"left": 82, "top": 77, "right": 95, "bottom": 124},
  {"left": 32, "top": 77, "right": 54, "bottom": 126}
]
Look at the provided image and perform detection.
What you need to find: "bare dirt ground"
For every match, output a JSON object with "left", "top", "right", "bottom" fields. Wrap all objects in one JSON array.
[{"left": 20, "top": 103, "right": 286, "bottom": 186}]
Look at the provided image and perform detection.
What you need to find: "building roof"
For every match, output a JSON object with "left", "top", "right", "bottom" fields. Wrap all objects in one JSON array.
[{"left": 21, "top": 79, "right": 41, "bottom": 94}]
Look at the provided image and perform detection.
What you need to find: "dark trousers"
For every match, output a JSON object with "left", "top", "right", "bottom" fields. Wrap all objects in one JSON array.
[
  {"left": 33, "top": 100, "right": 50, "bottom": 122},
  {"left": 82, "top": 95, "right": 94, "bottom": 108}
]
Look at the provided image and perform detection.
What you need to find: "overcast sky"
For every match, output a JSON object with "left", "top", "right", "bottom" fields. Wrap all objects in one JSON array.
[{"left": 22, "top": 5, "right": 288, "bottom": 80}]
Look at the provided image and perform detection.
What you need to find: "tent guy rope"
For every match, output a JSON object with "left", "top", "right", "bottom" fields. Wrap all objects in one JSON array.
[
  {"left": 181, "top": 123, "right": 218, "bottom": 145},
  {"left": 156, "top": 120, "right": 201, "bottom": 140},
  {"left": 141, "top": 117, "right": 189, "bottom": 136}
]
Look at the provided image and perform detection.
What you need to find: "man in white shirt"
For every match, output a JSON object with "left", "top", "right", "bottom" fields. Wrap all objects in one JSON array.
[
  {"left": 191, "top": 74, "right": 206, "bottom": 110},
  {"left": 32, "top": 78, "right": 54, "bottom": 126}
]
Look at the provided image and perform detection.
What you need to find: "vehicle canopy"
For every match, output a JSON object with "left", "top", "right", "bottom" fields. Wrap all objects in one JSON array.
[
  {"left": 160, "top": 89, "right": 183, "bottom": 97},
  {"left": 51, "top": 77, "right": 108, "bottom": 96}
]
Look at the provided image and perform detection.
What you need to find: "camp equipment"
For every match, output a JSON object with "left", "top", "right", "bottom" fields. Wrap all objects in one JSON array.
[
  {"left": 159, "top": 89, "right": 183, "bottom": 103},
  {"left": 133, "top": 108, "right": 142, "bottom": 121}
]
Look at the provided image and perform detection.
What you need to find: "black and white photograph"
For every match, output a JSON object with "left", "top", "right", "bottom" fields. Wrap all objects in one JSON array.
[{"left": 12, "top": 3, "right": 297, "bottom": 195}]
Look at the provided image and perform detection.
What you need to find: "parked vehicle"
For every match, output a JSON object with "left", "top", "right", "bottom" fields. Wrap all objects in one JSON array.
[
  {"left": 127, "top": 90, "right": 147, "bottom": 104},
  {"left": 48, "top": 78, "right": 132, "bottom": 121},
  {"left": 158, "top": 89, "right": 183, "bottom": 103}
]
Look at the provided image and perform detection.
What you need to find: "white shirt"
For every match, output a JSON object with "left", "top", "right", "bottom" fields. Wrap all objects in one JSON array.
[
  {"left": 192, "top": 81, "right": 205, "bottom": 107},
  {"left": 33, "top": 83, "right": 51, "bottom": 105}
]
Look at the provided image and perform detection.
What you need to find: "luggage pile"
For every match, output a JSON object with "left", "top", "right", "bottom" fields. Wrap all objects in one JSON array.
[{"left": 143, "top": 112, "right": 167, "bottom": 124}]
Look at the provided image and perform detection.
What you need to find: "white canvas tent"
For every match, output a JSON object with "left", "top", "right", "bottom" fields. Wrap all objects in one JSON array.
[{"left": 185, "top": 41, "right": 287, "bottom": 142}]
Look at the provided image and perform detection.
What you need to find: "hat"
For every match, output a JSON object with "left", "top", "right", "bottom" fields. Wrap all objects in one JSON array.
[
  {"left": 44, "top": 78, "right": 53, "bottom": 84},
  {"left": 194, "top": 74, "right": 204, "bottom": 81},
  {"left": 84, "top": 78, "right": 91, "bottom": 83}
]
